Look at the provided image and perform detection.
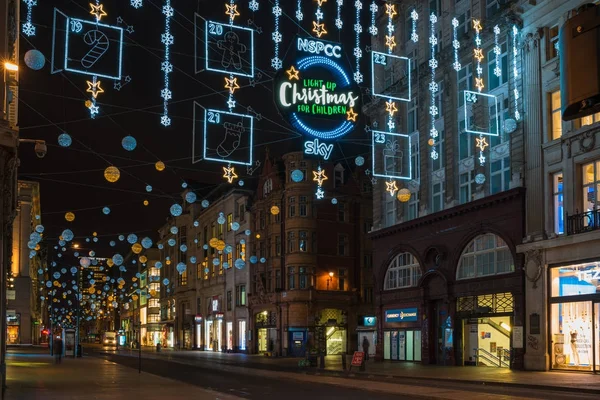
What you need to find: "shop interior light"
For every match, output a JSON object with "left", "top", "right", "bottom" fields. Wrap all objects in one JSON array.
[{"left": 326, "top": 327, "right": 335, "bottom": 336}]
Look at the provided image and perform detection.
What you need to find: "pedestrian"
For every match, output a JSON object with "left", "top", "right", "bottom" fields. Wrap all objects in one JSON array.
[
  {"left": 54, "top": 335, "right": 63, "bottom": 364},
  {"left": 362, "top": 337, "right": 370, "bottom": 361}
]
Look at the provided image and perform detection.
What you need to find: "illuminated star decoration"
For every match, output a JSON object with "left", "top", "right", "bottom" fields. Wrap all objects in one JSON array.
[
  {"left": 316, "top": 187, "right": 325, "bottom": 199},
  {"left": 316, "top": 0, "right": 328, "bottom": 5},
  {"left": 86, "top": 80, "right": 104, "bottom": 99},
  {"left": 223, "top": 166, "right": 238, "bottom": 183},
  {"left": 476, "top": 137, "right": 489, "bottom": 152},
  {"left": 312, "top": 21, "right": 327, "bottom": 38},
  {"left": 346, "top": 108, "right": 358, "bottom": 122},
  {"left": 225, "top": 4, "right": 240, "bottom": 22},
  {"left": 313, "top": 167, "right": 328, "bottom": 186},
  {"left": 473, "top": 19, "right": 482, "bottom": 32},
  {"left": 386, "top": 180, "right": 398, "bottom": 197},
  {"left": 224, "top": 77, "right": 240, "bottom": 94},
  {"left": 475, "top": 77, "right": 484, "bottom": 92},
  {"left": 90, "top": 3, "right": 108, "bottom": 21},
  {"left": 385, "top": 3, "right": 397, "bottom": 18},
  {"left": 286, "top": 66, "right": 300, "bottom": 80},
  {"left": 386, "top": 100, "right": 398, "bottom": 117},
  {"left": 385, "top": 35, "right": 396, "bottom": 51},
  {"left": 473, "top": 49, "right": 484, "bottom": 63}
]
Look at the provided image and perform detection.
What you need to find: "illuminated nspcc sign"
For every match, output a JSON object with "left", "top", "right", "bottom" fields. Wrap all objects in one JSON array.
[{"left": 275, "top": 38, "right": 360, "bottom": 160}]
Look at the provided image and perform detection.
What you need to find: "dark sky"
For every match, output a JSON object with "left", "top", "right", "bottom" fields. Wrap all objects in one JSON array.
[{"left": 17, "top": 0, "right": 371, "bottom": 259}]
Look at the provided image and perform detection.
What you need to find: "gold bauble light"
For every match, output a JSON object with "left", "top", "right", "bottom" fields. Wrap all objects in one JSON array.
[
  {"left": 93, "top": 232, "right": 98, "bottom": 237},
  {"left": 65, "top": 212, "right": 75, "bottom": 222},
  {"left": 428, "top": 138, "right": 435, "bottom": 146},
  {"left": 132, "top": 294, "right": 139, "bottom": 301},
  {"left": 209, "top": 238, "right": 219, "bottom": 248},
  {"left": 139, "top": 255, "right": 148, "bottom": 264},
  {"left": 88, "top": 287, "right": 95, "bottom": 294},
  {"left": 397, "top": 188, "right": 412, "bottom": 203},
  {"left": 216, "top": 240, "right": 226, "bottom": 251},
  {"left": 132, "top": 277, "right": 137, "bottom": 282},
  {"left": 143, "top": 200, "right": 149, "bottom": 206},
  {"left": 104, "top": 166, "right": 121, "bottom": 183},
  {"left": 155, "top": 161, "right": 166, "bottom": 171},
  {"left": 166, "top": 260, "right": 171, "bottom": 265},
  {"left": 270, "top": 205, "right": 280, "bottom": 215},
  {"left": 150, "top": 289, "right": 157, "bottom": 297},
  {"left": 106, "top": 259, "right": 114, "bottom": 267},
  {"left": 131, "top": 243, "right": 143, "bottom": 254}
]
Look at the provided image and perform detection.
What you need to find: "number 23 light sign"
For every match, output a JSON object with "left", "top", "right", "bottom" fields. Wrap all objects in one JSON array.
[{"left": 274, "top": 38, "right": 361, "bottom": 161}]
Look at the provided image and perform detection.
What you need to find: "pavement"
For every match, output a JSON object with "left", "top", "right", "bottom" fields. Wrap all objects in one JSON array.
[
  {"left": 5, "top": 349, "right": 241, "bottom": 400},
  {"left": 99, "top": 346, "right": 600, "bottom": 395}
]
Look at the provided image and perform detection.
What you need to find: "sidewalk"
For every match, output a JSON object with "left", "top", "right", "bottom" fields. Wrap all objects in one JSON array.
[
  {"left": 5, "top": 349, "right": 241, "bottom": 400},
  {"left": 108, "top": 347, "right": 600, "bottom": 394}
]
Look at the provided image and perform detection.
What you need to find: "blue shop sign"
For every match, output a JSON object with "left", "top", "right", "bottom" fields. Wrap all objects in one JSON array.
[
  {"left": 385, "top": 308, "right": 418, "bottom": 323},
  {"left": 363, "top": 316, "right": 377, "bottom": 327}
]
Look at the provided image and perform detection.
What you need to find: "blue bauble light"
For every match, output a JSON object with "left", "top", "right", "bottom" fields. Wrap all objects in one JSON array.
[
  {"left": 234, "top": 259, "right": 245, "bottom": 269},
  {"left": 170, "top": 226, "right": 178, "bottom": 235},
  {"left": 190, "top": 256, "right": 197, "bottom": 264},
  {"left": 24, "top": 49, "right": 46, "bottom": 70},
  {"left": 250, "top": 256, "right": 258, "bottom": 264},
  {"left": 180, "top": 244, "right": 187, "bottom": 253},
  {"left": 121, "top": 136, "right": 137, "bottom": 151},
  {"left": 239, "top": 180, "right": 244, "bottom": 187},
  {"left": 112, "top": 254, "right": 124, "bottom": 266},
  {"left": 155, "top": 261, "right": 163, "bottom": 269},
  {"left": 127, "top": 234, "right": 138, "bottom": 244},
  {"left": 158, "top": 244, "right": 164, "bottom": 250},
  {"left": 53, "top": 272, "right": 61, "bottom": 279},
  {"left": 245, "top": 230, "right": 251, "bottom": 236},
  {"left": 231, "top": 222, "right": 240, "bottom": 231},
  {"left": 60, "top": 268, "right": 67, "bottom": 274},
  {"left": 223, "top": 262, "right": 230, "bottom": 269},
  {"left": 185, "top": 192, "right": 197, "bottom": 204},
  {"left": 240, "top": 239, "right": 246, "bottom": 245},
  {"left": 212, "top": 258, "right": 220, "bottom": 266},
  {"left": 119, "top": 265, "right": 126, "bottom": 272},
  {"left": 331, "top": 198, "right": 338, "bottom": 205},
  {"left": 176, "top": 262, "right": 186, "bottom": 274},
  {"left": 170, "top": 204, "right": 183, "bottom": 217},
  {"left": 291, "top": 169, "right": 304, "bottom": 182},
  {"left": 141, "top": 237, "right": 153, "bottom": 249},
  {"left": 27, "top": 240, "right": 37, "bottom": 250},
  {"left": 58, "top": 133, "right": 72, "bottom": 147},
  {"left": 162, "top": 278, "right": 170, "bottom": 286},
  {"left": 61, "top": 229, "right": 74, "bottom": 242},
  {"left": 35, "top": 224, "right": 44, "bottom": 233},
  {"left": 193, "top": 221, "right": 199, "bottom": 227},
  {"left": 46, "top": 281, "right": 52, "bottom": 288},
  {"left": 224, "top": 245, "right": 233, "bottom": 254},
  {"left": 217, "top": 216, "right": 226, "bottom": 225},
  {"left": 110, "top": 240, "right": 116, "bottom": 247},
  {"left": 182, "top": 182, "right": 188, "bottom": 188},
  {"left": 102, "top": 206, "right": 111, "bottom": 215},
  {"left": 203, "top": 244, "right": 209, "bottom": 250},
  {"left": 167, "top": 238, "right": 176, "bottom": 247},
  {"left": 355, "top": 156, "right": 365, "bottom": 166},
  {"left": 201, "top": 200, "right": 209, "bottom": 208},
  {"left": 118, "top": 235, "right": 125, "bottom": 241},
  {"left": 146, "top": 185, "right": 153, "bottom": 192},
  {"left": 80, "top": 257, "right": 91, "bottom": 267},
  {"left": 260, "top": 257, "right": 266, "bottom": 263}
]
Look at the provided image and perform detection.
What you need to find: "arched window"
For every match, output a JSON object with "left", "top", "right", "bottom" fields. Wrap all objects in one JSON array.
[
  {"left": 456, "top": 234, "right": 514, "bottom": 280},
  {"left": 384, "top": 252, "right": 422, "bottom": 290},
  {"left": 263, "top": 178, "right": 272, "bottom": 196}
]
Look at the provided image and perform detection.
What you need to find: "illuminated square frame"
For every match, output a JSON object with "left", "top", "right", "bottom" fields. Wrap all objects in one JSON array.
[
  {"left": 204, "top": 20, "right": 255, "bottom": 78},
  {"left": 371, "top": 130, "right": 412, "bottom": 180},
  {"left": 193, "top": 103, "right": 254, "bottom": 166},
  {"left": 462, "top": 90, "right": 499, "bottom": 137},
  {"left": 371, "top": 51, "right": 411, "bottom": 102},
  {"left": 64, "top": 17, "right": 124, "bottom": 80}
]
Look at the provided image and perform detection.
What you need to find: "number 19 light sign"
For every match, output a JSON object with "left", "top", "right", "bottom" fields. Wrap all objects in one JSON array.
[{"left": 274, "top": 38, "right": 360, "bottom": 161}]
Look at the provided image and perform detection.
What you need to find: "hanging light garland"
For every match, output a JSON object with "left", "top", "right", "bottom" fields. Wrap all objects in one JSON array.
[
  {"left": 249, "top": 0, "right": 259, "bottom": 12},
  {"left": 410, "top": 8, "right": 418, "bottom": 43},
  {"left": 368, "top": 1, "right": 377, "bottom": 35},
  {"left": 272, "top": 0, "right": 282, "bottom": 70},
  {"left": 353, "top": 0, "right": 363, "bottom": 83},
  {"left": 512, "top": 25, "right": 521, "bottom": 121},
  {"left": 313, "top": 0, "right": 327, "bottom": 38},
  {"left": 336, "top": 0, "right": 344, "bottom": 30},
  {"left": 384, "top": 1, "right": 398, "bottom": 196},
  {"left": 225, "top": 1, "right": 240, "bottom": 111},
  {"left": 130, "top": 0, "right": 143, "bottom": 8},
  {"left": 472, "top": 19, "right": 487, "bottom": 166},
  {"left": 493, "top": 25, "right": 502, "bottom": 78},
  {"left": 452, "top": 17, "right": 461, "bottom": 71},
  {"left": 428, "top": 12, "right": 438, "bottom": 161},
  {"left": 313, "top": 165, "right": 327, "bottom": 199},
  {"left": 85, "top": 1, "right": 107, "bottom": 118},
  {"left": 22, "top": 0, "right": 37, "bottom": 36},
  {"left": 296, "top": 0, "right": 303, "bottom": 21},
  {"left": 160, "top": 0, "right": 174, "bottom": 127}
]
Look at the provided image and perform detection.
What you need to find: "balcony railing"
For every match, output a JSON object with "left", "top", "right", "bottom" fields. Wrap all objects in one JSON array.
[{"left": 566, "top": 209, "right": 600, "bottom": 235}]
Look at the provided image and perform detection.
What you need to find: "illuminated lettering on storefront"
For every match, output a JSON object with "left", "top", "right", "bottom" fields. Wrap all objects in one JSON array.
[
  {"left": 576, "top": 268, "right": 600, "bottom": 283},
  {"left": 275, "top": 38, "right": 360, "bottom": 160},
  {"left": 385, "top": 308, "right": 418, "bottom": 322}
]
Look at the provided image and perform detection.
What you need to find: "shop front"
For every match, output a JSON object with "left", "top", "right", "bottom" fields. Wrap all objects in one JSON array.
[
  {"left": 7, "top": 312, "right": 20, "bottom": 344},
  {"left": 549, "top": 261, "right": 600, "bottom": 372},
  {"left": 205, "top": 313, "right": 224, "bottom": 351},
  {"left": 255, "top": 311, "right": 277, "bottom": 354},
  {"left": 194, "top": 315, "right": 202, "bottom": 349},
  {"left": 357, "top": 316, "right": 377, "bottom": 358},
  {"left": 161, "top": 323, "right": 174, "bottom": 348},
  {"left": 383, "top": 308, "right": 422, "bottom": 362}
]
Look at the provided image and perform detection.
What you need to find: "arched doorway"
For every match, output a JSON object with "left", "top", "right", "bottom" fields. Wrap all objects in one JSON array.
[{"left": 419, "top": 270, "right": 449, "bottom": 366}]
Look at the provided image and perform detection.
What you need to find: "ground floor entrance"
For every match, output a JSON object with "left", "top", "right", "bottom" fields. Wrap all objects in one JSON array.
[
  {"left": 205, "top": 319, "right": 223, "bottom": 351},
  {"left": 383, "top": 330, "right": 422, "bottom": 361},
  {"left": 326, "top": 327, "right": 346, "bottom": 355},
  {"left": 357, "top": 330, "right": 377, "bottom": 359},
  {"left": 462, "top": 317, "right": 512, "bottom": 368}
]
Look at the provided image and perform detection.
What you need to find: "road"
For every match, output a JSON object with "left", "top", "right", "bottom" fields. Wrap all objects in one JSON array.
[{"left": 88, "top": 347, "right": 600, "bottom": 400}]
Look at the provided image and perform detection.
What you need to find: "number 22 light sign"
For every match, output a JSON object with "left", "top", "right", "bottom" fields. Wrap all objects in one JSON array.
[{"left": 274, "top": 38, "right": 361, "bottom": 161}]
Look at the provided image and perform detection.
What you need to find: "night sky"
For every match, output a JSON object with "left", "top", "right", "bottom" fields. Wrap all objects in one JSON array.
[{"left": 17, "top": 0, "right": 371, "bottom": 260}]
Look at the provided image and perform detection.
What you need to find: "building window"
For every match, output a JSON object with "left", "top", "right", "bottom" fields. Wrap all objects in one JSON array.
[
  {"left": 238, "top": 320, "right": 247, "bottom": 351},
  {"left": 299, "top": 267, "right": 308, "bottom": 289},
  {"left": 259, "top": 241, "right": 265, "bottom": 258},
  {"left": 299, "top": 231, "right": 308, "bottom": 252},
  {"left": 338, "top": 234, "right": 347, "bottom": 256},
  {"left": 275, "top": 235, "right": 281, "bottom": 256},
  {"left": 432, "top": 182, "right": 444, "bottom": 213},
  {"left": 338, "top": 202, "right": 345, "bottom": 222},
  {"left": 226, "top": 213, "right": 233, "bottom": 231},
  {"left": 488, "top": 42, "right": 508, "bottom": 90},
  {"left": 553, "top": 172, "right": 564, "bottom": 235},
  {"left": 263, "top": 178, "right": 273, "bottom": 196},
  {"left": 411, "top": 131, "right": 420, "bottom": 181},
  {"left": 300, "top": 161, "right": 308, "bottom": 182},
  {"left": 582, "top": 161, "right": 600, "bottom": 213},
  {"left": 579, "top": 112, "right": 600, "bottom": 128},
  {"left": 288, "top": 196, "right": 296, "bottom": 217},
  {"left": 236, "top": 285, "right": 246, "bottom": 306},
  {"left": 179, "top": 267, "right": 188, "bottom": 286},
  {"left": 227, "top": 252, "right": 232, "bottom": 268},
  {"left": 459, "top": 171, "right": 474, "bottom": 204},
  {"left": 457, "top": 8, "right": 471, "bottom": 36},
  {"left": 486, "top": 0, "right": 500, "bottom": 18},
  {"left": 287, "top": 231, "right": 295, "bottom": 253},
  {"left": 385, "top": 199, "right": 397, "bottom": 227},
  {"left": 275, "top": 269, "right": 282, "bottom": 289},
  {"left": 457, "top": 234, "right": 514, "bottom": 279},
  {"left": 407, "top": 95, "right": 418, "bottom": 133},
  {"left": 239, "top": 203, "right": 246, "bottom": 221},
  {"left": 363, "top": 287, "right": 373, "bottom": 304},
  {"left": 227, "top": 291, "right": 232, "bottom": 311},
  {"left": 406, "top": 191, "right": 419, "bottom": 221},
  {"left": 259, "top": 211, "right": 265, "bottom": 230},
  {"left": 338, "top": 268, "right": 346, "bottom": 290},
  {"left": 236, "top": 242, "right": 246, "bottom": 261},
  {"left": 547, "top": 25, "right": 559, "bottom": 60},
  {"left": 218, "top": 221, "right": 223, "bottom": 236},
  {"left": 299, "top": 196, "right": 307, "bottom": 217},
  {"left": 384, "top": 252, "right": 422, "bottom": 290},
  {"left": 334, "top": 164, "right": 344, "bottom": 187},
  {"left": 491, "top": 157, "right": 511, "bottom": 194},
  {"left": 312, "top": 232, "right": 318, "bottom": 254},
  {"left": 551, "top": 90, "right": 562, "bottom": 140},
  {"left": 459, "top": 122, "right": 472, "bottom": 160},
  {"left": 429, "top": 0, "right": 441, "bottom": 16},
  {"left": 434, "top": 80, "right": 444, "bottom": 121},
  {"left": 197, "top": 263, "right": 203, "bottom": 280},
  {"left": 288, "top": 266, "right": 296, "bottom": 290}
]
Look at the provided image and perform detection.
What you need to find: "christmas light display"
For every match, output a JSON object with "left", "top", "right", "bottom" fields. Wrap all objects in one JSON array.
[
  {"left": 296, "top": 0, "right": 304, "bottom": 21},
  {"left": 429, "top": 13, "right": 438, "bottom": 161},
  {"left": 249, "top": 0, "right": 259, "bottom": 12},
  {"left": 22, "top": 0, "right": 37, "bottom": 36},
  {"left": 336, "top": 0, "right": 343, "bottom": 30},
  {"left": 513, "top": 25, "right": 521, "bottom": 121},
  {"left": 313, "top": 165, "right": 327, "bottom": 199},
  {"left": 410, "top": 9, "right": 418, "bottom": 43},
  {"left": 452, "top": 17, "right": 461, "bottom": 71},
  {"left": 160, "top": 0, "right": 174, "bottom": 126},
  {"left": 130, "top": 0, "right": 143, "bottom": 8},
  {"left": 272, "top": 0, "right": 282, "bottom": 70},
  {"left": 368, "top": 1, "right": 377, "bottom": 35},
  {"left": 353, "top": 0, "right": 363, "bottom": 84},
  {"left": 314, "top": 0, "right": 327, "bottom": 36},
  {"left": 493, "top": 25, "right": 502, "bottom": 78}
]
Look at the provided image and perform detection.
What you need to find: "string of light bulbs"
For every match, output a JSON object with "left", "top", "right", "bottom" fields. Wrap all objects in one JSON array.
[
  {"left": 452, "top": 17, "right": 461, "bottom": 71},
  {"left": 384, "top": 1, "right": 398, "bottom": 197},
  {"left": 130, "top": 0, "right": 143, "bottom": 8},
  {"left": 85, "top": 1, "right": 106, "bottom": 119},
  {"left": 512, "top": 25, "right": 521, "bottom": 121},
  {"left": 22, "top": 0, "right": 37, "bottom": 36},
  {"left": 313, "top": 0, "right": 327, "bottom": 38},
  {"left": 296, "top": 0, "right": 303, "bottom": 21},
  {"left": 428, "top": 13, "right": 438, "bottom": 161},
  {"left": 160, "top": 0, "right": 174, "bottom": 127},
  {"left": 353, "top": 0, "right": 363, "bottom": 84},
  {"left": 336, "top": 0, "right": 344, "bottom": 30},
  {"left": 473, "top": 19, "right": 486, "bottom": 166},
  {"left": 249, "top": 0, "right": 259, "bottom": 12},
  {"left": 272, "top": 0, "right": 282, "bottom": 70},
  {"left": 368, "top": 1, "right": 377, "bottom": 35},
  {"left": 410, "top": 8, "right": 418, "bottom": 43},
  {"left": 493, "top": 25, "right": 502, "bottom": 78}
]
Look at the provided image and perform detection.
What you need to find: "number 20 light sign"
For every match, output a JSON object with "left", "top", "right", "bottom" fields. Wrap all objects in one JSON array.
[{"left": 274, "top": 38, "right": 361, "bottom": 161}]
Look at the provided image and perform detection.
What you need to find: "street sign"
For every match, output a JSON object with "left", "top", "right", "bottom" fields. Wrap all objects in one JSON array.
[{"left": 351, "top": 351, "right": 364, "bottom": 367}]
